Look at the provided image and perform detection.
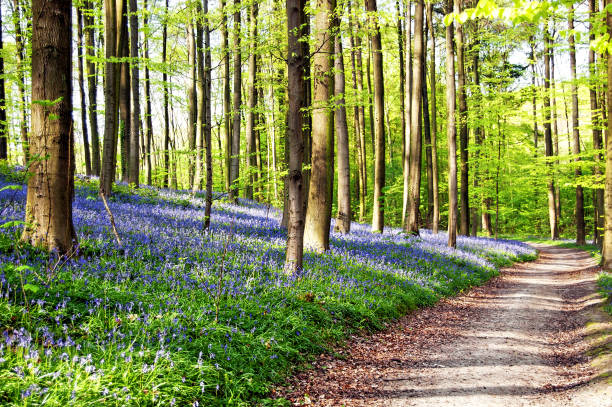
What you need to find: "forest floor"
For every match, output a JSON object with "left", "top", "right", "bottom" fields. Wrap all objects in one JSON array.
[{"left": 278, "top": 245, "right": 612, "bottom": 406}]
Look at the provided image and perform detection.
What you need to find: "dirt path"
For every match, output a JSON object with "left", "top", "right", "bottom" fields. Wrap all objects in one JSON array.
[{"left": 278, "top": 245, "right": 611, "bottom": 406}]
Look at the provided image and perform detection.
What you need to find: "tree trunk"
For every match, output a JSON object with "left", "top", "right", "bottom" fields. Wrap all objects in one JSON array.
[
  {"left": 530, "top": 38, "right": 539, "bottom": 151},
  {"left": 591, "top": 0, "right": 604, "bottom": 247},
  {"left": 229, "top": 0, "right": 242, "bottom": 201},
  {"left": 119, "top": 0, "right": 130, "bottom": 183},
  {"left": 366, "top": 0, "right": 386, "bottom": 234},
  {"left": 405, "top": 0, "right": 424, "bottom": 235},
  {"left": 0, "top": 4, "right": 6, "bottom": 160},
  {"left": 334, "top": 27, "right": 351, "bottom": 234},
  {"left": 13, "top": 0, "right": 29, "bottom": 165},
  {"left": 187, "top": 17, "right": 197, "bottom": 188},
  {"left": 455, "top": 0, "right": 469, "bottom": 236},
  {"left": 569, "top": 6, "right": 586, "bottom": 245},
  {"left": 304, "top": 0, "right": 334, "bottom": 252},
  {"left": 603, "top": 0, "right": 612, "bottom": 268},
  {"left": 423, "top": 12, "right": 434, "bottom": 229},
  {"left": 162, "top": 0, "right": 170, "bottom": 188},
  {"left": 471, "top": 36, "right": 482, "bottom": 237},
  {"left": 76, "top": 8, "right": 92, "bottom": 176},
  {"left": 128, "top": 0, "right": 140, "bottom": 186},
  {"left": 551, "top": 35, "right": 561, "bottom": 228},
  {"left": 428, "top": 2, "right": 440, "bottom": 234},
  {"left": 245, "top": 2, "right": 259, "bottom": 201},
  {"left": 204, "top": 0, "right": 213, "bottom": 227},
  {"left": 544, "top": 22, "right": 559, "bottom": 240},
  {"left": 221, "top": 0, "right": 232, "bottom": 192},
  {"left": 84, "top": 1, "right": 100, "bottom": 175},
  {"left": 401, "top": 0, "right": 412, "bottom": 227},
  {"left": 22, "top": 0, "right": 76, "bottom": 252},
  {"left": 445, "top": 0, "right": 458, "bottom": 248},
  {"left": 396, "top": 0, "right": 406, "bottom": 165},
  {"left": 284, "top": 0, "right": 307, "bottom": 273},
  {"left": 143, "top": 0, "right": 153, "bottom": 185},
  {"left": 100, "top": 0, "right": 125, "bottom": 196}
]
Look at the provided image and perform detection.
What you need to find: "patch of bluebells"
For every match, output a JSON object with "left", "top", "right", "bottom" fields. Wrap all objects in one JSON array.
[{"left": 0, "top": 172, "right": 535, "bottom": 405}]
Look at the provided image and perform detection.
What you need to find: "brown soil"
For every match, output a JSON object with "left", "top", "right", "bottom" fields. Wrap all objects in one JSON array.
[{"left": 276, "top": 244, "right": 612, "bottom": 406}]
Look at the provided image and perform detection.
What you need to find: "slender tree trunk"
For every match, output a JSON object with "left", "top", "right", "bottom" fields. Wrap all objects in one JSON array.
[
  {"left": 128, "top": 0, "right": 140, "bottom": 186},
  {"left": 401, "top": 0, "right": 412, "bottom": 227},
  {"left": 471, "top": 36, "right": 482, "bottom": 237},
  {"left": 119, "top": 0, "right": 130, "bottom": 183},
  {"left": 187, "top": 17, "right": 198, "bottom": 188},
  {"left": 221, "top": 0, "right": 232, "bottom": 191},
  {"left": 245, "top": 2, "right": 259, "bottom": 201},
  {"left": 366, "top": 0, "right": 386, "bottom": 234},
  {"left": 256, "top": 84, "right": 264, "bottom": 201},
  {"left": 423, "top": 14, "right": 434, "bottom": 229},
  {"left": 591, "top": 0, "right": 604, "bottom": 246},
  {"left": 162, "top": 0, "right": 170, "bottom": 188},
  {"left": 0, "top": 4, "right": 6, "bottom": 160},
  {"left": 569, "top": 6, "right": 586, "bottom": 245},
  {"left": 603, "top": 0, "right": 612, "bottom": 268},
  {"left": 84, "top": 1, "right": 100, "bottom": 175},
  {"left": 428, "top": 2, "right": 439, "bottom": 234},
  {"left": 13, "top": 0, "right": 28, "bottom": 165},
  {"left": 100, "top": 0, "right": 125, "bottom": 196},
  {"left": 455, "top": 0, "right": 469, "bottom": 236},
  {"left": 76, "top": 8, "right": 92, "bottom": 176},
  {"left": 304, "top": 0, "right": 334, "bottom": 252},
  {"left": 143, "top": 0, "right": 153, "bottom": 185},
  {"left": 530, "top": 38, "right": 539, "bottom": 151},
  {"left": 445, "top": 0, "right": 458, "bottom": 248},
  {"left": 22, "top": 0, "right": 76, "bottom": 252},
  {"left": 334, "top": 27, "right": 351, "bottom": 234},
  {"left": 284, "top": 0, "right": 307, "bottom": 272},
  {"left": 229, "top": 0, "right": 242, "bottom": 201},
  {"left": 544, "top": 22, "right": 559, "bottom": 240},
  {"left": 203, "top": 0, "right": 213, "bottom": 227},
  {"left": 551, "top": 35, "right": 561, "bottom": 227},
  {"left": 396, "top": 0, "right": 406, "bottom": 164}
]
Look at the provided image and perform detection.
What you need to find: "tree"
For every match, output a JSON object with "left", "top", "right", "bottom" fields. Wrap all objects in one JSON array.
[
  {"left": 12, "top": 0, "right": 28, "bottom": 165},
  {"left": 128, "top": 0, "right": 140, "bottom": 186},
  {"left": 405, "top": 0, "right": 424, "bottom": 236},
  {"left": 455, "top": 0, "right": 469, "bottom": 236},
  {"left": 119, "top": 0, "right": 130, "bottom": 183},
  {"left": 84, "top": 0, "right": 100, "bottom": 175},
  {"left": 245, "top": 1, "right": 259, "bottom": 201},
  {"left": 221, "top": 0, "right": 231, "bottom": 192},
  {"left": 229, "top": 0, "right": 242, "bottom": 202},
  {"left": 366, "top": 0, "right": 386, "bottom": 234},
  {"left": 203, "top": 0, "right": 213, "bottom": 228},
  {"left": 445, "top": 0, "right": 458, "bottom": 248},
  {"left": 543, "top": 22, "right": 558, "bottom": 240},
  {"left": 162, "top": 0, "right": 170, "bottom": 188},
  {"left": 303, "top": 0, "right": 334, "bottom": 252},
  {"left": 76, "top": 7, "right": 92, "bottom": 176},
  {"left": 334, "top": 13, "right": 351, "bottom": 234},
  {"left": 0, "top": 3, "right": 7, "bottom": 160},
  {"left": 427, "top": 2, "right": 440, "bottom": 234},
  {"left": 22, "top": 0, "right": 76, "bottom": 252},
  {"left": 603, "top": 0, "right": 612, "bottom": 268},
  {"left": 284, "top": 0, "right": 307, "bottom": 273},
  {"left": 143, "top": 0, "right": 153, "bottom": 185},
  {"left": 187, "top": 14, "right": 197, "bottom": 188},
  {"left": 568, "top": 5, "right": 585, "bottom": 245}
]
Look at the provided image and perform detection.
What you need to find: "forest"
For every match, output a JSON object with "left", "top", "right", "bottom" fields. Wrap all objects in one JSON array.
[{"left": 0, "top": 0, "right": 611, "bottom": 405}]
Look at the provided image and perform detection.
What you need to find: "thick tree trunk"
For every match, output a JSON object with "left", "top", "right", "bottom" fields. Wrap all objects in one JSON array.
[
  {"left": 229, "top": 0, "right": 242, "bottom": 201},
  {"left": 428, "top": 2, "right": 440, "bottom": 234},
  {"left": 187, "top": 17, "right": 198, "bottom": 188},
  {"left": 445, "top": 0, "right": 458, "bottom": 248},
  {"left": 591, "top": 0, "right": 604, "bottom": 247},
  {"left": 284, "top": 0, "right": 307, "bottom": 272},
  {"left": 304, "top": 0, "right": 334, "bottom": 252},
  {"left": 455, "top": 0, "right": 469, "bottom": 236},
  {"left": 128, "top": 0, "right": 140, "bottom": 186},
  {"left": 119, "top": 0, "right": 130, "bottom": 183},
  {"left": 405, "top": 0, "right": 424, "bottom": 236},
  {"left": 100, "top": 0, "right": 125, "bottom": 196},
  {"left": 76, "top": 8, "right": 92, "bottom": 176},
  {"left": 13, "top": 0, "right": 29, "bottom": 165},
  {"left": 0, "top": 5, "right": 6, "bottom": 160},
  {"left": 544, "top": 23, "right": 559, "bottom": 240},
  {"left": 603, "top": 0, "right": 612, "bottom": 268},
  {"left": 245, "top": 2, "right": 259, "bottom": 201},
  {"left": 22, "top": 0, "right": 76, "bottom": 252},
  {"left": 366, "top": 0, "right": 386, "bottom": 234},
  {"left": 84, "top": 1, "right": 100, "bottom": 175},
  {"left": 334, "top": 28, "right": 351, "bottom": 234},
  {"left": 569, "top": 6, "right": 586, "bottom": 245},
  {"left": 221, "top": 0, "right": 231, "bottom": 192},
  {"left": 162, "top": 0, "right": 170, "bottom": 188},
  {"left": 143, "top": 0, "right": 153, "bottom": 185}
]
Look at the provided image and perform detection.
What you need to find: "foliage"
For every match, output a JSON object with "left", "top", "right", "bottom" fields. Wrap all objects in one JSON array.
[{"left": 0, "top": 169, "right": 535, "bottom": 405}]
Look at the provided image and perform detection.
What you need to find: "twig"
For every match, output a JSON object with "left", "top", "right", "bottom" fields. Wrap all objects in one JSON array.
[{"left": 99, "top": 192, "right": 122, "bottom": 246}]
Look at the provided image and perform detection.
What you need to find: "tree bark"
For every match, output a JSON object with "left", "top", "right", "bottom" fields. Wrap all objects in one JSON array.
[
  {"left": 284, "top": 0, "right": 307, "bottom": 272},
  {"left": 245, "top": 2, "right": 259, "bottom": 200},
  {"left": 143, "top": 0, "right": 153, "bottom": 185},
  {"left": 445, "top": 0, "right": 458, "bottom": 248},
  {"left": 334, "top": 26, "right": 351, "bottom": 234},
  {"left": 304, "top": 0, "right": 334, "bottom": 252},
  {"left": 119, "top": 0, "right": 130, "bottom": 183},
  {"left": 162, "top": 0, "right": 169, "bottom": 188},
  {"left": 221, "top": 0, "right": 232, "bottom": 192},
  {"left": 568, "top": 6, "right": 586, "bottom": 245},
  {"left": 603, "top": 0, "right": 612, "bottom": 268},
  {"left": 0, "top": 4, "right": 6, "bottom": 160},
  {"left": 187, "top": 16, "right": 198, "bottom": 188},
  {"left": 530, "top": 38, "right": 539, "bottom": 151},
  {"left": 204, "top": 0, "right": 212, "bottom": 227},
  {"left": 22, "top": 0, "right": 76, "bottom": 252},
  {"left": 591, "top": 0, "right": 604, "bottom": 247},
  {"left": 544, "top": 22, "right": 559, "bottom": 240},
  {"left": 84, "top": 1, "right": 100, "bottom": 175},
  {"left": 427, "top": 2, "right": 440, "bottom": 234},
  {"left": 128, "top": 0, "right": 140, "bottom": 186},
  {"left": 229, "top": 0, "right": 242, "bottom": 201},
  {"left": 455, "top": 0, "right": 469, "bottom": 236},
  {"left": 396, "top": 0, "right": 406, "bottom": 165},
  {"left": 471, "top": 36, "right": 482, "bottom": 237},
  {"left": 13, "top": 0, "right": 29, "bottom": 165},
  {"left": 76, "top": 8, "right": 92, "bottom": 176},
  {"left": 405, "top": 0, "right": 424, "bottom": 235},
  {"left": 366, "top": 0, "right": 386, "bottom": 234}
]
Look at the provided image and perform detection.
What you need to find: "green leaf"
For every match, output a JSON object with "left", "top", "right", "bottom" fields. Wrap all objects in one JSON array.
[
  {"left": 443, "top": 12, "right": 455, "bottom": 26},
  {"left": 23, "top": 284, "right": 40, "bottom": 294},
  {"left": 0, "top": 185, "right": 21, "bottom": 192},
  {"left": 0, "top": 220, "right": 26, "bottom": 229}
]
